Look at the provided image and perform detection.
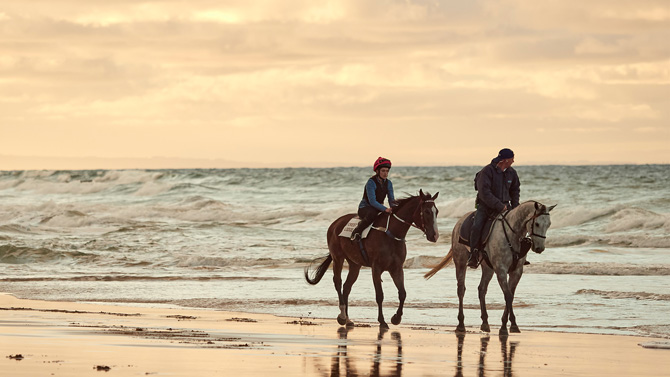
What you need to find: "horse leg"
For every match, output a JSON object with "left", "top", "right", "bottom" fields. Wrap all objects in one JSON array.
[
  {"left": 455, "top": 262, "right": 467, "bottom": 333},
  {"left": 507, "top": 269, "right": 523, "bottom": 333},
  {"left": 372, "top": 266, "right": 388, "bottom": 329},
  {"left": 478, "top": 267, "right": 494, "bottom": 332},
  {"left": 389, "top": 268, "right": 406, "bottom": 325},
  {"left": 495, "top": 271, "right": 513, "bottom": 336},
  {"left": 341, "top": 262, "right": 361, "bottom": 327},
  {"left": 332, "top": 257, "right": 347, "bottom": 325}
]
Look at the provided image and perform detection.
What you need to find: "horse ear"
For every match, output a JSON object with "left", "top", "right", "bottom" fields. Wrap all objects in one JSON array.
[
  {"left": 535, "top": 202, "right": 541, "bottom": 210},
  {"left": 548, "top": 204, "right": 557, "bottom": 212},
  {"left": 432, "top": 192, "right": 439, "bottom": 200},
  {"left": 419, "top": 189, "right": 425, "bottom": 197}
]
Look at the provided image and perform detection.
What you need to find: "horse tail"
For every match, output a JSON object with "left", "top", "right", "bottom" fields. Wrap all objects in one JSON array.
[
  {"left": 304, "top": 254, "right": 333, "bottom": 285},
  {"left": 423, "top": 248, "right": 453, "bottom": 280}
]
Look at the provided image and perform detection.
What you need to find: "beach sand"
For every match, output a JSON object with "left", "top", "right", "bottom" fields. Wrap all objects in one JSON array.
[{"left": 1, "top": 293, "right": 668, "bottom": 376}]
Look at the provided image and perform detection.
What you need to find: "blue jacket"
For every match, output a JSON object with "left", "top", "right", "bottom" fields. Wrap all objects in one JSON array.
[{"left": 359, "top": 176, "right": 395, "bottom": 212}]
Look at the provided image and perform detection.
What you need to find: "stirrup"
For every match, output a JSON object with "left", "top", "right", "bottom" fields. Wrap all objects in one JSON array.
[{"left": 467, "top": 250, "right": 480, "bottom": 268}]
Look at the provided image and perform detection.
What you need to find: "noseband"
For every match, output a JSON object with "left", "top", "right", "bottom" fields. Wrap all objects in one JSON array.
[{"left": 524, "top": 211, "right": 550, "bottom": 240}]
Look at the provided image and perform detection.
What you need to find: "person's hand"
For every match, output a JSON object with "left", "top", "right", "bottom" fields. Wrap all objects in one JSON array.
[
  {"left": 503, "top": 205, "right": 508, "bottom": 211},
  {"left": 385, "top": 207, "right": 393, "bottom": 214}
]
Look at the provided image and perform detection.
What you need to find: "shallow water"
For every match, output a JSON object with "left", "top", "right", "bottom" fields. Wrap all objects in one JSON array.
[{"left": 1, "top": 165, "right": 669, "bottom": 337}]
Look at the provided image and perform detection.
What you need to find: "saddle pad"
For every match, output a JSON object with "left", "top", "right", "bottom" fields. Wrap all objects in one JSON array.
[{"left": 339, "top": 217, "right": 373, "bottom": 239}]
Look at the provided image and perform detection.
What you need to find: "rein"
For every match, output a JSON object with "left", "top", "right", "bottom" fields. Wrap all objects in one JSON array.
[
  {"left": 499, "top": 205, "right": 549, "bottom": 256},
  {"left": 380, "top": 199, "right": 434, "bottom": 241}
]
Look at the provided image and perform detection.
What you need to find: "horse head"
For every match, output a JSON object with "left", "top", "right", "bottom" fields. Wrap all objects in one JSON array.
[
  {"left": 416, "top": 189, "right": 440, "bottom": 242},
  {"left": 527, "top": 202, "right": 556, "bottom": 253}
]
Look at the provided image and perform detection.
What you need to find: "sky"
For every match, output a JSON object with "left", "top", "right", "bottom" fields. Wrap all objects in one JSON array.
[{"left": 1, "top": 0, "right": 669, "bottom": 169}]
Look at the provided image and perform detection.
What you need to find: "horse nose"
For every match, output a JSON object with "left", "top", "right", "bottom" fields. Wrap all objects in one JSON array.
[
  {"left": 536, "top": 246, "right": 545, "bottom": 253},
  {"left": 429, "top": 232, "right": 439, "bottom": 243}
]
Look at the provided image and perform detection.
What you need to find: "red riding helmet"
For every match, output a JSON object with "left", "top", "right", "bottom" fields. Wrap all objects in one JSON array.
[{"left": 373, "top": 157, "right": 392, "bottom": 172}]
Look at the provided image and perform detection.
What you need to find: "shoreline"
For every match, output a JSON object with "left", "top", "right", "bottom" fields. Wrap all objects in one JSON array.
[{"left": 1, "top": 293, "right": 669, "bottom": 376}]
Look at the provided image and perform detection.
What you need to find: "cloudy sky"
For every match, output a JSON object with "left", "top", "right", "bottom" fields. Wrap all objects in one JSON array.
[{"left": 1, "top": 0, "right": 668, "bottom": 169}]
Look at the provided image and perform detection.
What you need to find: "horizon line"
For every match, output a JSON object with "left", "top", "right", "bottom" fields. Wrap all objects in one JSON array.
[{"left": 1, "top": 154, "right": 668, "bottom": 171}]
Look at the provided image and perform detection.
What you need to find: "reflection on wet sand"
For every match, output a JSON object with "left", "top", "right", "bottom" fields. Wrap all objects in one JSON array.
[
  {"left": 316, "top": 326, "right": 403, "bottom": 377},
  {"left": 500, "top": 335, "right": 519, "bottom": 377},
  {"left": 455, "top": 333, "right": 518, "bottom": 377},
  {"left": 312, "top": 327, "right": 520, "bottom": 377}
]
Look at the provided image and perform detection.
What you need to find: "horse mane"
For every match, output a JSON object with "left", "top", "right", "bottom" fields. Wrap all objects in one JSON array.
[
  {"left": 393, "top": 193, "right": 420, "bottom": 210},
  {"left": 518, "top": 200, "right": 547, "bottom": 213}
]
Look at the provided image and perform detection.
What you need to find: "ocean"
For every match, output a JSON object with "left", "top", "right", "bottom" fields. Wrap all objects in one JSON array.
[{"left": 1, "top": 165, "right": 668, "bottom": 338}]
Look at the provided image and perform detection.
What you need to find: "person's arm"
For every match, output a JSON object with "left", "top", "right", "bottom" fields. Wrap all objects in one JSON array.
[{"left": 365, "top": 179, "right": 387, "bottom": 212}]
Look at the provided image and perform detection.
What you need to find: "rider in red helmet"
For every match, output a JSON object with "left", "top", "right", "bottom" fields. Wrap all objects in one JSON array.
[{"left": 350, "top": 157, "right": 396, "bottom": 241}]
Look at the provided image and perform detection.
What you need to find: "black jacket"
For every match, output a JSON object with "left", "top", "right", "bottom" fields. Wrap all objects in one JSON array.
[{"left": 475, "top": 160, "right": 520, "bottom": 213}]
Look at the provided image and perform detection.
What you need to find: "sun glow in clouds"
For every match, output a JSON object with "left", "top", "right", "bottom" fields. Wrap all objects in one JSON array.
[{"left": 0, "top": 0, "right": 668, "bottom": 168}]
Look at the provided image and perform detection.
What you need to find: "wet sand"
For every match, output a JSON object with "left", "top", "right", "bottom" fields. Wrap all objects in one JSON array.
[{"left": 1, "top": 293, "right": 668, "bottom": 376}]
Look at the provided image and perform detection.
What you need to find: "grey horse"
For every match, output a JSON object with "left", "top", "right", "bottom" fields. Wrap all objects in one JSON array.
[{"left": 425, "top": 201, "right": 555, "bottom": 335}]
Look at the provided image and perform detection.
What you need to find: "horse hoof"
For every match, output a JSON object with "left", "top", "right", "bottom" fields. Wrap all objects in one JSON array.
[
  {"left": 346, "top": 319, "right": 355, "bottom": 328},
  {"left": 380, "top": 322, "right": 390, "bottom": 330},
  {"left": 499, "top": 327, "right": 509, "bottom": 336},
  {"left": 481, "top": 323, "right": 490, "bottom": 333},
  {"left": 391, "top": 314, "right": 401, "bottom": 325},
  {"left": 337, "top": 316, "right": 347, "bottom": 326},
  {"left": 510, "top": 326, "right": 520, "bottom": 333},
  {"left": 455, "top": 325, "right": 466, "bottom": 334}
]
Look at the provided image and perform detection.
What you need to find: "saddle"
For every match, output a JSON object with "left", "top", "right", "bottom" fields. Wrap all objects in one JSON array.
[
  {"left": 458, "top": 212, "right": 496, "bottom": 249},
  {"left": 460, "top": 211, "right": 532, "bottom": 271}
]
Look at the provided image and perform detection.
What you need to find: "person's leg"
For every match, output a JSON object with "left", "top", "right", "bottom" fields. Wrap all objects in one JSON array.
[
  {"left": 351, "top": 207, "right": 379, "bottom": 241},
  {"left": 468, "top": 206, "right": 488, "bottom": 267}
]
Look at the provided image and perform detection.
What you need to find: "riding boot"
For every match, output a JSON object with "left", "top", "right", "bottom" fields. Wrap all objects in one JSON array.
[
  {"left": 350, "top": 223, "right": 363, "bottom": 241},
  {"left": 467, "top": 248, "right": 480, "bottom": 268},
  {"left": 350, "top": 218, "right": 371, "bottom": 241}
]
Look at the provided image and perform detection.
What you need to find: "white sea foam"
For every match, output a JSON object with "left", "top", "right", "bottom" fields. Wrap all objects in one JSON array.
[
  {"left": 550, "top": 205, "right": 621, "bottom": 228},
  {"left": 437, "top": 197, "right": 475, "bottom": 218},
  {"left": 605, "top": 207, "right": 670, "bottom": 232}
]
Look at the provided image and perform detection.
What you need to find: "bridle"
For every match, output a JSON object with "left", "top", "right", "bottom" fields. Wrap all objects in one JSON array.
[
  {"left": 522, "top": 210, "right": 550, "bottom": 240},
  {"left": 384, "top": 197, "right": 436, "bottom": 241},
  {"left": 500, "top": 204, "right": 550, "bottom": 254}
]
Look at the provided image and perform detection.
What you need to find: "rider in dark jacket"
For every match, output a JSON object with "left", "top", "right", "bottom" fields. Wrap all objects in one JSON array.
[
  {"left": 350, "top": 157, "right": 396, "bottom": 241},
  {"left": 468, "top": 148, "right": 520, "bottom": 268}
]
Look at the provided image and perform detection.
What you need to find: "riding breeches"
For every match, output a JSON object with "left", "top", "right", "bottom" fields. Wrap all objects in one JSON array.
[
  {"left": 469, "top": 206, "right": 489, "bottom": 250},
  {"left": 353, "top": 206, "right": 380, "bottom": 234}
]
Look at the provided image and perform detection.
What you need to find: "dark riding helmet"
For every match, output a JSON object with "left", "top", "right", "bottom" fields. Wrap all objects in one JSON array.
[{"left": 373, "top": 157, "right": 392, "bottom": 172}]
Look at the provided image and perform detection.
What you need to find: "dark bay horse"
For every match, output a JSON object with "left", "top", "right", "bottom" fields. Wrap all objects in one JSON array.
[
  {"left": 305, "top": 190, "right": 439, "bottom": 328},
  {"left": 424, "top": 201, "right": 555, "bottom": 335}
]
